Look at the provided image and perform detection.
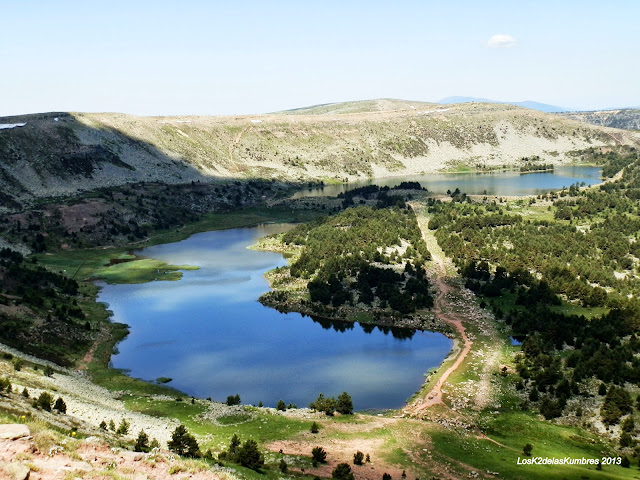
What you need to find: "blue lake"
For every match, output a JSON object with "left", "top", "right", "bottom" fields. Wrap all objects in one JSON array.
[
  {"left": 99, "top": 224, "right": 453, "bottom": 410},
  {"left": 100, "top": 166, "right": 602, "bottom": 410},
  {"left": 293, "top": 165, "right": 602, "bottom": 198}
]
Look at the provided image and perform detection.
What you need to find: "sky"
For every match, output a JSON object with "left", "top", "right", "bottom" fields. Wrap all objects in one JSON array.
[{"left": 1, "top": 0, "right": 638, "bottom": 116}]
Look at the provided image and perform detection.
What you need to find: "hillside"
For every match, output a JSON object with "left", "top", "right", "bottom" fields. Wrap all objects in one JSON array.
[
  {"left": 1, "top": 102, "right": 639, "bottom": 209},
  {"left": 438, "top": 96, "right": 568, "bottom": 113},
  {"left": 561, "top": 109, "right": 640, "bottom": 131}
]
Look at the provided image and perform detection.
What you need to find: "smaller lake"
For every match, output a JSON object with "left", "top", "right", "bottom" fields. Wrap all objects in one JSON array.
[
  {"left": 292, "top": 165, "right": 602, "bottom": 198},
  {"left": 99, "top": 224, "right": 452, "bottom": 410}
]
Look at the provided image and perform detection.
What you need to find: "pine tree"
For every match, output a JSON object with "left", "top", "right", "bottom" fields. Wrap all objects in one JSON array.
[
  {"left": 336, "top": 392, "right": 354, "bottom": 415},
  {"left": 237, "top": 439, "right": 264, "bottom": 471},
  {"left": 36, "top": 392, "right": 53, "bottom": 411},
  {"left": 116, "top": 419, "right": 130, "bottom": 435},
  {"left": 312, "top": 446, "right": 327, "bottom": 463},
  {"left": 134, "top": 430, "right": 150, "bottom": 452},
  {"left": 332, "top": 463, "right": 354, "bottom": 480},
  {"left": 168, "top": 425, "right": 200, "bottom": 458},
  {"left": 53, "top": 397, "right": 66, "bottom": 413}
]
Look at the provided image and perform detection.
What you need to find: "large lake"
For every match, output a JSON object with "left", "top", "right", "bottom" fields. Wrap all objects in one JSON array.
[
  {"left": 100, "top": 166, "right": 602, "bottom": 410},
  {"left": 99, "top": 224, "right": 453, "bottom": 410},
  {"left": 293, "top": 165, "right": 602, "bottom": 198}
]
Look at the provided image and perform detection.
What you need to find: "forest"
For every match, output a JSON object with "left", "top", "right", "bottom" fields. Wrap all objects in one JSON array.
[
  {"left": 0, "top": 248, "right": 93, "bottom": 364},
  {"left": 427, "top": 148, "right": 640, "bottom": 433},
  {"left": 281, "top": 196, "right": 433, "bottom": 314}
]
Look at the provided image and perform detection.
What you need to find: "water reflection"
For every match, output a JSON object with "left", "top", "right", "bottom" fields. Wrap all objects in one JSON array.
[{"left": 100, "top": 225, "right": 452, "bottom": 410}]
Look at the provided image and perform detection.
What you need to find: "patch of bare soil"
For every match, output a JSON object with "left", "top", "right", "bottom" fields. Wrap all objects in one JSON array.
[{"left": 0, "top": 427, "right": 230, "bottom": 480}]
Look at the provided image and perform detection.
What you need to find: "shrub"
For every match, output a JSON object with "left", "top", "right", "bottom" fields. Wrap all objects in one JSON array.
[
  {"left": 310, "top": 421, "right": 319, "bottom": 433},
  {"left": 353, "top": 451, "right": 364, "bottom": 465},
  {"left": 382, "top": 474, "right": 392, "bottom": 480},
  {"left": 44, "top": 366, "right": 54, "bottom": 377},
  {"left": 99, "top": 420, "right": 107, "bottom": 430},
  {"left": 21, "top": 388, "right": 29, "bottom": 398},
  {"left": 279, "top": 459, "right": 288, "bottom": 473},
  {"left": 523, "top": 443, "right": 533, "bottom": 456},
  {"left": 226, "top": 394, "right": 241, "bottom": 406},
  {"left": 0, "top": 377, "right": 10, "bottom": 394},
  {"left": 277, "top": 400, "right": 286, "bottom": 411}
]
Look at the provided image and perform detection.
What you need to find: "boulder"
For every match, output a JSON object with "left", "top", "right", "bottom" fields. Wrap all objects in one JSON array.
[
  {"left": 4, "top": 462, "right": 30, "bottom": 480},
  {"left": 0, "top": 424, "right": 30, "bottom": 440}
]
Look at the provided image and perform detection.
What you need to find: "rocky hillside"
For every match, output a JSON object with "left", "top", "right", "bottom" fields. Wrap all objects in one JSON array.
[
  {"left": 1, "top": 101, "right": 639, "bottom": 208},
  {"left": 561, "top": 109, "right": 640, "bottom": 131}
]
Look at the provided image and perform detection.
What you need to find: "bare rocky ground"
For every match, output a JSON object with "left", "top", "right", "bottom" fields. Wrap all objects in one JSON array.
[{"left": 0, "top": 424, "right": 234, "bottom": 480}]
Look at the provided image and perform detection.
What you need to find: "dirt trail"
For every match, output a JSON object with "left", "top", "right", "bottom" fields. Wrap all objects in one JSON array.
[
  {"left": 76, "top": 326, "right": 109, "bottom": 371},
  {"left": 404, "top": 208, "right": 473, "bottom": 415}
]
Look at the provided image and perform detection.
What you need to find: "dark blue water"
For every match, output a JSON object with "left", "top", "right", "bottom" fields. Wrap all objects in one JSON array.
[
  {"left": 293, "top": 165, "right": 602, "bottom": 198},
  {"left": 99, "top": 224, "right": 452, "bottom": 410}
]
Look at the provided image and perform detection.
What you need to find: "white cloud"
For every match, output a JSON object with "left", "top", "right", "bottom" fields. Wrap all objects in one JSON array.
[{"left": 487, "top": 34, "right": 518, "bottom": 48}]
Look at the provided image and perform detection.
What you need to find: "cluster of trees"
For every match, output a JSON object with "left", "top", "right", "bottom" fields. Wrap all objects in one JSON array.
[
  {"left": 520, "top": 163, "right": 554, "bottom": 173},
  {"left": 218, "top": 434, "right": 264, "bottom": 471},
  {"left": 337, "top": 182, "right": 425, "bottom": 209},
  {"left": 308, "top": 392, "right": 354, "bottom": 415},
  {"left": 429, "top": 192, "right": 639, "bottom": 307},
  {"left": 284, "top": 206, "right": 433, "bottom": 313},
  {"left": 99, "top": 418, "right": 131, "bottom": 435},
  {"left": 0, "top": 248, "right": 91, "bottom": 365}
]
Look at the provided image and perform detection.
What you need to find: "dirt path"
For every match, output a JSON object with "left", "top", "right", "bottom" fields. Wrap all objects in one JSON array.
[
  {"left": 404, "top": 207, "right": 473, "bottom": 415},
  {"left": 76, "top": 326, "right": 110, "bottom": 371}
]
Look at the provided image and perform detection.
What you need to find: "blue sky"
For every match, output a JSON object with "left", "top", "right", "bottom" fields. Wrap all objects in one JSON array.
[{"left": 1, "top": 0, "right": 638, "bottom": 116}]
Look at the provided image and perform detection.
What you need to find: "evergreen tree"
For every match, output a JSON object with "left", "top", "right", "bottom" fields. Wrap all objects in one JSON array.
[
  {"left": 116, "top": 419, "right": 130, "bottom": 435},
  {"left": 168, "top": 425, "right": 200, "bottom": 458},
  {"left": 237, "top": 439, "right": 264, "bottom": 471},
  {"left": 134, "top": 430, "right": 150, "bottom": 452},
  {"left": 336, "top": 392, "right": 354, "bottom": 415},
  {"left": 332, "top": 463, "right": 354, "bottom": 480},
  {"left": 312, "top": 446, "right": 327, "bottom": 463},
  {"left": 36, "top": 392, "right": 53, "bottom": 411},
  {"left": 53, "top": 397, "right": 66, "bottom": 413}
]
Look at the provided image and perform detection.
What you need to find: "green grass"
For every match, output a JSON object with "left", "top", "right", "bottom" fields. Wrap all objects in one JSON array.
[
  {"left": 216, "top": 413, "right": 253, "bottom": 425},
  {"left": 92, "top": 258, "right": 198, "bottom": 284},
  {"left": 548, "top": 303, "right": 609, "bottom": 319}
]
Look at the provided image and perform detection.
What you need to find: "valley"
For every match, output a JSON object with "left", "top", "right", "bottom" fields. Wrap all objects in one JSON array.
[{"left": 2, "top": 101, "right": 640, "bottom": 480}]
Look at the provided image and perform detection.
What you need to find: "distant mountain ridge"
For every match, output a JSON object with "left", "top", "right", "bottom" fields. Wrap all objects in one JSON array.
[
  {"left": 561, "top": 109, "right": 640, "bottom": 131},
  {"left": 438, "top": 96, "right": 569, "bottom": 113}
]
